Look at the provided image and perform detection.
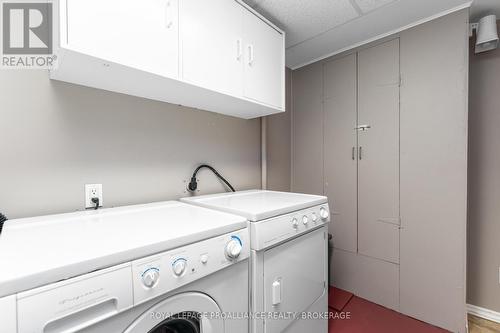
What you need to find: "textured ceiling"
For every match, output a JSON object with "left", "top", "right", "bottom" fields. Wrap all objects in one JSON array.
[
  {"left": 245, "top": 0, "right": 473, "bottom": 68},
  {"left": 355, "top": 0, "right": 397, "bottom": 12},
  {"left": 244, "top": 0, "right": 398, "bottom": 47}
]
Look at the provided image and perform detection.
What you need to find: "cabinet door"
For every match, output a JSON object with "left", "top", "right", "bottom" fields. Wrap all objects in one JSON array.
[
  {"left": 180, "top": 0, "right": 243, "bottom": 97},
  {"left": 0, "top": 295, "right": 16, "bottom": 333},
  {"left": 66, "top": 0, "right": 178, "bottom": 78},
  {"left": 324, "top": 54, "right": 358, "bottom": 253},
  {"left": 243, "top": 10, "right": 284, "bottom": 109},
  {"left": 357, "top": 39, "right": 400, "bottom": 264}
]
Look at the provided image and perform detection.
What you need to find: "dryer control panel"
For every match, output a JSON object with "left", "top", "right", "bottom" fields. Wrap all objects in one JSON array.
[
  {"left": 250, "top": 204, "right": 330, "bottom": 251},
  {"left": 132, "top": 228, "right": 249, "bottom": 305}
]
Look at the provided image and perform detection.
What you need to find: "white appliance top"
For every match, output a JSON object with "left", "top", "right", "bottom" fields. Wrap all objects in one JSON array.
[
  {"left": 181, "top": 190, "right": 328, "bottom": 222},
  {"left": 0, "top": 201, "right": 246, "bottom": 297}
]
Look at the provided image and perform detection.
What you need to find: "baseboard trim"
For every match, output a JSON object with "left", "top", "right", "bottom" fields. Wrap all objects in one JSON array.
[{"left": 467, "top": 304, "right": 500, "bottom": 324}]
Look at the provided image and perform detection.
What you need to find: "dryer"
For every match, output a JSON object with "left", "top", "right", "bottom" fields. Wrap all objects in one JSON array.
[
  {"left": 0, "top": 201, "right": 250, "bottom": 333},
  {"left": 181, "top": 190, "right": 331, "bottom": 333}
]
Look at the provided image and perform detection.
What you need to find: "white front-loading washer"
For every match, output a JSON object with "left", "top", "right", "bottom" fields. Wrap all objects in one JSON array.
[
  {"left": 0, "top": 201, "right": 250, "bottom": 333},
  {"left": 181, "top": 190, "right": 331, "bottom": 333}
]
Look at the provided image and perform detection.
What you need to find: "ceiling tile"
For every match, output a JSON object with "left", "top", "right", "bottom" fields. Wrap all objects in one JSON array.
[
  {"left": 244, "top": 0, "right": 359, "bottom": 47},
  {"left": 354, "top": 0, "right": 397, "bottom": 13},
  {"left": 287, "top": 0, "right": 471, "bottom": 69}
]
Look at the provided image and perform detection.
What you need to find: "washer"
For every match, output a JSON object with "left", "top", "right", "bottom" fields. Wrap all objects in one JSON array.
[
  {"left": 181, "top": 190, "right": 330, "bottom": 333},
  {"left": 0, "top": 201, "right": 250, "bottom": 333}
]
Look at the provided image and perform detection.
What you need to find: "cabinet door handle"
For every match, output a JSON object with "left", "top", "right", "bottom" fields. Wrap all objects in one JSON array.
[
  {"left": 272, "top": 279, "right": 282, "bottom": 306},
  {"left": 165, "top": 1, "right": 173, "bottom": 29},
  {"left": 236, "top": 39, "right": 243, "bottom": 61},
  {"left": 359, "top": 146, "right": 363, "bottom": 160},
  {"left": 247, "top": 44, "right": 254, "bottom": 66},
  {"left": 355, "top": 125, "right": 371, "bottom": 131},
  {"left": 352, "top": 147, "right": 355, "bottom": 160}
]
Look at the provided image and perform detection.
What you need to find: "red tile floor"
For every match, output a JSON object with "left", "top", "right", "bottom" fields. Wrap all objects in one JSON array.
[{"left": 328, "top": 287, "right": 450, "bottom": 333}]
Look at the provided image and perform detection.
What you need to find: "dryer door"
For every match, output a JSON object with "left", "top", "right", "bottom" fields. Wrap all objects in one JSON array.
[
  {"left": 124, "top": 292, "right": 224, "bottom": 333},
  {"left": 263, "top": 227, "right": 327, "bottom": 332}
]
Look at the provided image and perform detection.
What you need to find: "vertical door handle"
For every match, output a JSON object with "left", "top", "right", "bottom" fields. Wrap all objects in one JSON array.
[
  {"left": 359, "top": 146, "right": 363, "bottom": 160},
  {"left": 352, "top": 147, "right": 355, "bottom": 160},
  {"left": 236, "top": 39, "right": 243, "bottom": 61},
  {"left": 165, "top": 1, "right": 173, "bottom": 29},
  {"left": 247, "top": 44, "right": 254, "bottom": 66},
  {"left": 272, "top": 279, "right": 282, "bottom": 306}
]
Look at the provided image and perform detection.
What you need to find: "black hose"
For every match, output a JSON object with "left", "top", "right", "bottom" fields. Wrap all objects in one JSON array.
[
  {"left": 188, "top": 164, "right": 235, "bottom": 193},
  {"left": 0, "top": 213, "right": 7, "bottom": 235}
]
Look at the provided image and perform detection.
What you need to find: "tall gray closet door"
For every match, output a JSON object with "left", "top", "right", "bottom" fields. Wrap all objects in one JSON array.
[
  {"left": 357, "top": 39, "right": 400, "bottom": 264},
  {"left": 323, "top": 54, "right": 358, "bottom": 253}
]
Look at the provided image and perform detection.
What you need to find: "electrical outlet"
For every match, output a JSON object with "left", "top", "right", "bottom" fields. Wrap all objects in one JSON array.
[{"left": 85, "top": 184, "right": 103, "bottom": 209}]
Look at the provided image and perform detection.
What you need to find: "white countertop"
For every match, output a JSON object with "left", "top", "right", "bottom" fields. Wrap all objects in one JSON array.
[
  {"left": 181, "top": 190, "right": 328, "bottom": 221},
  {"left": 0, "top": 201, "right": 247, "bottom": 297}
]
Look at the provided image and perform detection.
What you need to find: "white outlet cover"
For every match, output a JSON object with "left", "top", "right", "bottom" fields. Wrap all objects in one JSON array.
[{"left": 85, "top": 184, "right": 103, "bottom": 209}]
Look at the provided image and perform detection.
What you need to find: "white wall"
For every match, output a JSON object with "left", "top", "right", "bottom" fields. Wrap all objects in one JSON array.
[
  {"left": 266, "top": 69, "right": 292, "bottom": 192},
  {"left": 468, "top": 21, "right": 500, "bottom": 313},
  {"left": 0, "top": 70, "right": 262, "bottom": 219},
  {"left": 291, "top": 62, "right": 324, "bottom": 195}
]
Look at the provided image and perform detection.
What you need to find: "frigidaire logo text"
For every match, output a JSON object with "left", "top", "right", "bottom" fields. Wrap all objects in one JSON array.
[{"left": 59, "top": 287, "right": 104, "bottom": 305}]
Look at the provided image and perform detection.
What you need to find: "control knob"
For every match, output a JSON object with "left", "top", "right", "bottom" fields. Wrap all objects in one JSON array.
[
  {"left": 172, "top": 259, "right": 187, "bottom": 276},
  {"left": 200, "top": 254, "right": 208, "bottom": 264},
  {"left": 141, "top": 268, "right": 160, "bottom": 288},
  {"left": 311, "top": 213, "right": 318, "bottom": 223},
  {"left": 225, "top": 238, "right": 242, "bottom": 259},
  {"left": 320, "top": 207, "right": 329, "bottom": 220},
  {"left": 302, "top": 215, "right": 309, "bottom": 225},
  {"left": 292, "top": 218, "right": 299, "bottom": 229}
]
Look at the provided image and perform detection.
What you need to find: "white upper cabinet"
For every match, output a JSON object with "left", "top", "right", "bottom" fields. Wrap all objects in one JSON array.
[
  {"left": 51, "top": 0, "right": 285, "bottom": 119},
  {"left": 243, "top": 9, "right": 285, "bottom": 109},
  {"left": 180, "top": 0, "right": 244, "bottom": 97},
  {"left": 64, "top": 0, "right": 179, "bottom": 78}
]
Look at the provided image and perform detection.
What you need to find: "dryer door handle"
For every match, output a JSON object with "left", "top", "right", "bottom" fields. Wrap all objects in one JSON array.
[{"left": 272, "top": 279, "right": 282, "bottom": 306}]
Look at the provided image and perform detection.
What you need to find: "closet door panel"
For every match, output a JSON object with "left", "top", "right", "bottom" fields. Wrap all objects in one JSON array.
[
  {"left": 357, "top": 39, "right": 400, "bottom": 264},
  {"left": 399, "top": 10, "right": 468, "bottom": 332},
  {"left": 324, "top": 54, "right": 358, "bottom": 253}
]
